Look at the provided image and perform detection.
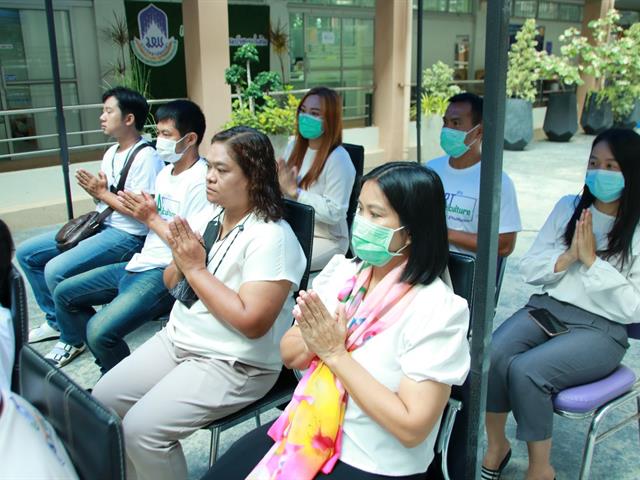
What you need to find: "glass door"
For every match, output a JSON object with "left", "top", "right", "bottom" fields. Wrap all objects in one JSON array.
[{"left": 288, "top": 9, "right": 374, "bottom": 126}]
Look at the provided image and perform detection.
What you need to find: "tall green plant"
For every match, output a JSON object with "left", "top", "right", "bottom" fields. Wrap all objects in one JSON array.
[
  {"left": 560, "top": 9, "right": 640, "bottom": 121},
  {"left": 233, "top": 44, "right": 260, "bottom": 113},
  {"left": 101, "top": 12, "right": 151, "bottom": 98},
  {"left": 420, "top": 61, "right": 462, "bottom": 116},
  {"left": 506, "top": 19, "right": 545, "bottom": 102}
]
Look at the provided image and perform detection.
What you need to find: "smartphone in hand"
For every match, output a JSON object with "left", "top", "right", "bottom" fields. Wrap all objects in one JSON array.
[{"left": 529, "top": 308, "right": 569, "bottom": 337}]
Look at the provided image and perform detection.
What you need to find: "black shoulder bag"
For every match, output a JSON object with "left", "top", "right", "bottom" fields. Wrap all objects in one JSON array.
[{"left": 55, "top": 142, "right": 149, "bottom": 251}]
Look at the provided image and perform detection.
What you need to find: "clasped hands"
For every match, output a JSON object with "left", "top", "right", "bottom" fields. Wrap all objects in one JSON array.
[
  {"left": 118, "top": 190, "right": 158, "bottom": 223},
  {"left": 561, "top": 209, "right": 597, "bottom": 269},
  {"left": 277, "top": 158, "right": 299, "bottom": 199},
  {"left": 294, "top": 290, "right": 348, "bottom": 366},
  {"left": 166, "top": 216, "right": 206, "bottom": 276},
  {"left": 76, "top": 169, "right": 108, "bottom": 200}
]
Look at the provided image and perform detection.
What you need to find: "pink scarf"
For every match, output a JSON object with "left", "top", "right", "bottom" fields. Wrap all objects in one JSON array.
[{"left": 247, "top": 260, "right": 418, "bottom": 479}]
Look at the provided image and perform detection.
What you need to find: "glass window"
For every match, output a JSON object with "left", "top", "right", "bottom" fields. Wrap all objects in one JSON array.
[
  {"left": 342, "top": 18, "right": 373, "bottom": 68},
  {"left": 449, "top": 0, "right": 472, "bottom": 13},
  {"left": 558, "top": 3, "right": 582, "bottom": 22},
  {"left": 537, "top": 1, "right": 558, "bottom": 19},
  {"left": 513, "top": 0, "right": 537, "bottom": 17},
  {"left": 424, "top": 0, "right": 448, "bottom": 12}
]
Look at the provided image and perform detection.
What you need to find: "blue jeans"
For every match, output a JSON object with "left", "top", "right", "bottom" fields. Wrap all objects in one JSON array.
[
  {"left": 16, "top": 226, "right": 145, "bottom": 329},
  {"left": 54, "top": 263, "right": 175, "bottom": 373}
]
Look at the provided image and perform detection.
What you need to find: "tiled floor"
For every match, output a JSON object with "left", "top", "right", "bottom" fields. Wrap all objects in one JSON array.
[{"left": 11, "top": 132, "right": 640, "bottom": 479}]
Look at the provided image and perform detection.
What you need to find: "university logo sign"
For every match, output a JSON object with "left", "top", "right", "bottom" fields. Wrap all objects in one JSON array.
[{"left": 131, "top": 4, "right": 178, "bottom": 67}]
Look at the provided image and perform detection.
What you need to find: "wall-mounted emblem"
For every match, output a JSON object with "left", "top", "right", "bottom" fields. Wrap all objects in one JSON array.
[{"left": 131, "top": 4, "right": 178, "bottom": 67}]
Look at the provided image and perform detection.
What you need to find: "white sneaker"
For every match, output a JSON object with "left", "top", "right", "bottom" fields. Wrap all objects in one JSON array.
[
  {"left": 44, "top": 342, "right": 86, "bottom": 368},
  {"left": 28, "top": 323, "right": 61, "bottom": 343}
]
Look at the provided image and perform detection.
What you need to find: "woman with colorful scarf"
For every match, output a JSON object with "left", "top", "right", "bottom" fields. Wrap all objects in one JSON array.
[{"left": 202, "top": 162, "right": 471, "bottom": 480}]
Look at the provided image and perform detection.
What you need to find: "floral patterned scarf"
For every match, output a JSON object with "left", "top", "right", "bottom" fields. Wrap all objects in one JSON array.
[{"left": 247, "top": 260, "right": 418, "bottom": 479}]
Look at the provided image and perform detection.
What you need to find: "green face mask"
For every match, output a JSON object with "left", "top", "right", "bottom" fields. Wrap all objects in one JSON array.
[
  {"left": 351, "top": 215, "right": 408, "bottom": 267},
  {"left": 298, "top": 113, "right": 324, "bottom": 140}
]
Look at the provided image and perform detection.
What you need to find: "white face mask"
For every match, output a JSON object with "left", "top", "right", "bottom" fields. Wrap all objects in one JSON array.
[{"left": 156, "top": 134, "right": 189, "bottom": 164}]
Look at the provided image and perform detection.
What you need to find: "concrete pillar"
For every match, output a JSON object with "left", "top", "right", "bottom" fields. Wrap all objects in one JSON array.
[
  {"left": 182, "top": 0, "right": 232, "bottom": 153},
  {"left": 576, "top": 0, "right": 615, "bottom": 120},
  {"left": 373, "top": 0, "right": 413, "bottom": 164}
]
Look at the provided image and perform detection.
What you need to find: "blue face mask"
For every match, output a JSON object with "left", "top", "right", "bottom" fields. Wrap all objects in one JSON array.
[
  {"left": 439, "top": 124, "right": 480, "bottom": 158},
  {"left": 585, "top": 169, "right": 625, "bottom": 203}
]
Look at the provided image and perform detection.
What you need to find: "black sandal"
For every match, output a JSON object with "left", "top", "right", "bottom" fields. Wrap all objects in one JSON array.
[{"left": 480, "top": 449, "right": 512, "bottom": 480}]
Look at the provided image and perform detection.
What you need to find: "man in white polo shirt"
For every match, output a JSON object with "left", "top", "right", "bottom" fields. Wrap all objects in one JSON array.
[
  {"left": 427, "top": 92, "right": 522, "bottom": 257},
  {"left": 45, "top": 100, "right": 210, "bottom": 372}
]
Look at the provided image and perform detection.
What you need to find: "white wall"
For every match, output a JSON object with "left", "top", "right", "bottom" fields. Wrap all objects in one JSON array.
[{"left": 412, "top": 11, "right": 475, "bottom": 80}]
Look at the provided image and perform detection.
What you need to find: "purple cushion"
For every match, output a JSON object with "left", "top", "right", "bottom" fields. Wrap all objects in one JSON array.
[{"left": 553, "top": 365, "right": 637, "bottom": 414}]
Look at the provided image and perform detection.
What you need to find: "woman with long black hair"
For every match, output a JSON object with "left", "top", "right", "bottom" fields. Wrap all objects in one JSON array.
[{"left": 482, "top": 128, "right": 640, "bottom": 480}]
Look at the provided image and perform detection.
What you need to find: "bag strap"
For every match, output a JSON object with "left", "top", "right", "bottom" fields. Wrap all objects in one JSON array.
[{"left": 96, "top": 141, "right": 150, "bottom": 223}]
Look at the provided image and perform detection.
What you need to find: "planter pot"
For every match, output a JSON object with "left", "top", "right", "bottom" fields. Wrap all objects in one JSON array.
[
  {"left": 613, "top": 100, "right": 640, "bottom": 129},
  {"left": 267, "top": 134, "right": 291, "bottom": 159},
  {"left": 504, "top": 98, "right": 533, "bottom": 151},
  {"left": 420, "top": 114, "right": 445, "bottom": 162},
  {"left": 580, "top": 94, "right": 613, "bottom": 135},
  {"left": 543, "top": 91, "right": 577, "bottom": 142}
]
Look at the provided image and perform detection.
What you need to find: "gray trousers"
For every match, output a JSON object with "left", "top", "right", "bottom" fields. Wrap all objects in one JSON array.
[
  {"left": 93, "top": 329, "right": 279, "bottom": 480},
  {"left": 487, "top": 294, "right": 628, "bottom": 441}
]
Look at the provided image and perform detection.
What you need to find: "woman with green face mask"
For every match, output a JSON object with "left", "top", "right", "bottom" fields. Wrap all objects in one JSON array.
[
  {"left": 277, "top": 87, "right": 356, "bottom": 272},
  {"left": 203, "top": 162, "right": 471, "bottom": 480}
]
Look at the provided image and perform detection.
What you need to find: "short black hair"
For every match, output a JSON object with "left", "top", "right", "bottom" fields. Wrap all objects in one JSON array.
[
  {"left": 0, "top": 219, "right": 14, "bottom": 308},
  {"left": 102, "top": 87, "right": 149, "bottom": 131},
  {"left": 449, "top": 92, "right": 483, "bottom": 126},
  {"left": 156, "top": 100, "right": 206, "bottom": 146},
  {"left": 361, "top": 162, "right": 449, "bottom": 285}
]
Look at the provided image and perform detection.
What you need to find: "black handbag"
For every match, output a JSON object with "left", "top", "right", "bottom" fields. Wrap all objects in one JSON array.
[
  {"left": 55, "top": 142, "right": 149, "bottom": 251},
  {"left": 168, "top": 216, "right": 221, "bottom": 308}
]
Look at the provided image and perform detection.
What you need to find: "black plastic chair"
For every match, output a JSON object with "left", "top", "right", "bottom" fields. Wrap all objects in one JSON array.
[
  {"left": 283, "top": 198, "right": 314, "bottom": 292},
  {"left": 342, "top": 143, "right": 365, "bottom": 236},
  {"left": 428, "top": 252, "right": 476, "bottom": 480},
  {"left": 9, "top": 265, "right": 28, "bottom": 393},
  {"left": 19, "top": 345, "right": 126, "bottom": 480},
  {"left": 204, "top": 199, "right": 315, "bottom": 465}
]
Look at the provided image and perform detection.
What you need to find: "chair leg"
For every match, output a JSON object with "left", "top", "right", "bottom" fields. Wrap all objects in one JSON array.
[
  {"left": 254, "top": 411, "right": 261, "bottom": 428},
  {"left": 637, "top": 397, "right": 640, "bottom": 449},
  {"left": 579, "top": 412, "right": 604, "bottom": 480},
  {"left": 209, "top": 426, "right": 222, "bottom": 467}
]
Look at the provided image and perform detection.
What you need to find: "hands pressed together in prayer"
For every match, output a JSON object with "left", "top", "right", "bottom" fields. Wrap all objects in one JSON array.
[
  {"left": 76, "top": 169, "right": 108, "bottom": 200},
  {"left": 166, "top": 216, "right": 206, "bottom": 277},
  {"left": 118, "top": 190, "right": 158, "bottom": 223},
  {"left": 556, "top": 209, "right": 597, "bottom": 272},
  {"left": 294, "top": 290, "right": 348, "bottom": 365},
  {"left": 277, "top": 158, "right": 299, "bottom": 199}
]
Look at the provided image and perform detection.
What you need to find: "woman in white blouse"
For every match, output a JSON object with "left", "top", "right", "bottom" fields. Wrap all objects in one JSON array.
[
  {"left": 482, "top": 128, "right": 640, "bottom": 480},
  {"left": 203, "top": 162, "right": 471, "bottom": 480},
  {"left": 93, "top": 127, "right": 306, "bottom": 480},
  {"left": 277, "top": 86, "right": 356, "bottom": 271}
]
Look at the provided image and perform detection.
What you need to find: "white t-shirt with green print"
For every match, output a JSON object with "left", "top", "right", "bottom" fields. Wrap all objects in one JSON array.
[
  {"left": 427, "top": 155, "right": 522, "bottom": 255},
  {"left": 126, "top": 159, "right": 209, "bottom": 272}
]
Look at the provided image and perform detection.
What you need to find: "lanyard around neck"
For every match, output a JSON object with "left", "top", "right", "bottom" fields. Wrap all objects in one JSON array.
[{"left": 110, "top": 137, "right": 143, "bottom": 185}]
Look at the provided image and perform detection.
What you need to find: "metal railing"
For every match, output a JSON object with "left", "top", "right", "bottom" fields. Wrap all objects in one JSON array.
[
  {"left": 231, "top": 84, "right": 375, "bottom": 125},
  {"left": 0, "top": 84, "right": 375, "bottom": 163},
  {"left": 0, "top": 98, "right": 183, "bottom": 161}
]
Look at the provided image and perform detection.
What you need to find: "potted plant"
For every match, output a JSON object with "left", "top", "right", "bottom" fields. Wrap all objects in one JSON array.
[
  {"left": 603, "top": 21, "right": 640, "bottom": 128},
  {"left": 505, "top": 19, "right": 544, "bottom": 150},
  {"left": 540, "top": 52, "right": 583, "bottom": 142},
  {"left": 418, "top": 61, "right": 462, "bottom": 161},
  {"left": 560, "top": 10, "right": 639, "bottom": 133},
  {"left": 224, "top": 43, "right": 299, "bottom": 156}
]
